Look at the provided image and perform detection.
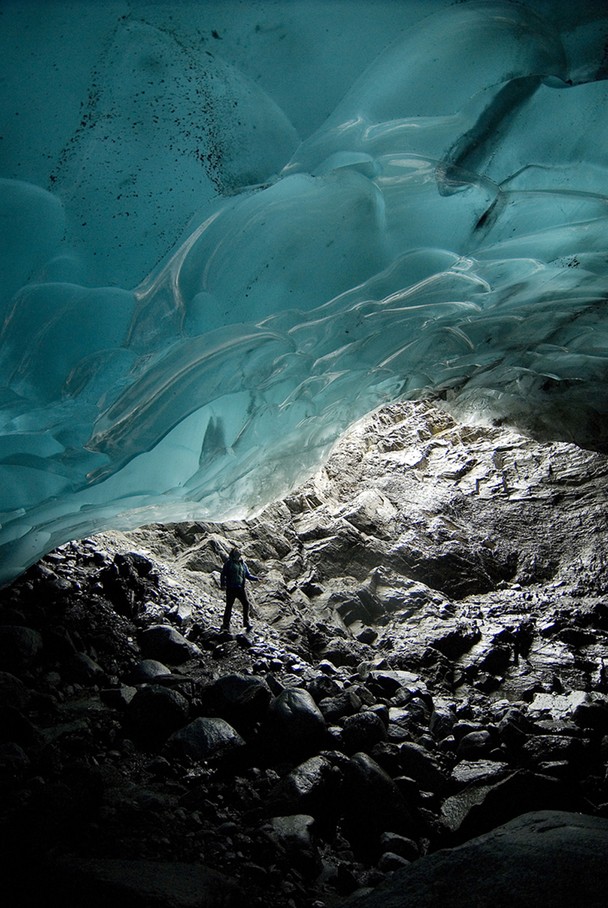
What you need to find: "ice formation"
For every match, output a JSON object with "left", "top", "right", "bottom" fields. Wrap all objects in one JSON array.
[{"left": 1, "top": 0, "right": 608, "bottom": 584}]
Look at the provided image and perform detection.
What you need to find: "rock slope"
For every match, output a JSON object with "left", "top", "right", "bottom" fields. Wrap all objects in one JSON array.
[{"left": 2, "top": 401, "right": 608, "bottom": 907}]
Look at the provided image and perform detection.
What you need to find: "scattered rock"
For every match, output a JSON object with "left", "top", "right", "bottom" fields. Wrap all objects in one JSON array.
[{"left": 3, "top": 401, "right": 608, "bottom": 907}]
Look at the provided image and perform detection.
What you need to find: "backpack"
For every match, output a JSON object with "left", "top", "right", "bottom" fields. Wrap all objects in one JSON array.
[{"left": 223, "top": 557, "right": 246, "bottom": 588}]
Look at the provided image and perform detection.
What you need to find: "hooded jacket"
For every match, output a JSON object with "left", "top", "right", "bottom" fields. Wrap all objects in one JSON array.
[{"left": 221, "top": 554, "right": 256, "bottom": 590}]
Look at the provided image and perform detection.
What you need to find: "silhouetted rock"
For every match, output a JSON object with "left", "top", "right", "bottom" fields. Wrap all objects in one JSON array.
[
  {"left": 349, "top": 811, "right": 608, "bottom": 908},
  {"left": 198, "top": 673, "right": 272, "bottom": 732},
  {"left": 0, "top": 625, "right": 43, "bottom": 673},
  {"left": 264, "top": 688, "right": 327, "bottom": 759},
  {"left": 63, "top": 651, "right": 106, "bottom": 684},
  {"left": 397, "top": 742, "right": 447, "bottom": 792},
  {"left": 125, "top": 684, "right": 189, "bottom": 747},
  {"left": 0, "top": 671, "right": 30, "bottom": 709},
  {"left": 340, "top": 752, "right": 418, "bottom": 859}
]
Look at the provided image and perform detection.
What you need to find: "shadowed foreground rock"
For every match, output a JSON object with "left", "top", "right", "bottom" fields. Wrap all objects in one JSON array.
[
  {"left": 350, "top": 811, "right": 608, "bottom": 908},
  {"left": 47, "top": 857, "right": 244, "bottom": 907}
]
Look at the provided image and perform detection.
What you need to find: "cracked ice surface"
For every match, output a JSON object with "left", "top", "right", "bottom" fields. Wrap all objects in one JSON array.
[{"left": 1, "top": 1, "right": 608, "bottom": 584}]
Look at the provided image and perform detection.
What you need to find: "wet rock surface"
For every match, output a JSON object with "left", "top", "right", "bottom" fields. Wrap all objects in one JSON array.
[{"left": 2, "top": 402, "right": 608, "bottom": 906}]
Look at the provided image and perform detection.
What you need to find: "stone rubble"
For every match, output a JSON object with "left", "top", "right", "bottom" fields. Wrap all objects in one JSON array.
[{"left": 1, "top": 401, "right": 608, "bottom": 906}]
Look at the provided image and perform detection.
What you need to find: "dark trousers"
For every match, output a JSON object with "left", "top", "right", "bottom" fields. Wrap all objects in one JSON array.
[{"left": 223, "top": 586, "right": 250, "bottom": 627}]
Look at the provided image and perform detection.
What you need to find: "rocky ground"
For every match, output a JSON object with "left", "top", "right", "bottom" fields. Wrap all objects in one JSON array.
[{"left": 2, "top": 401, "right": 608, "bottom": 906}]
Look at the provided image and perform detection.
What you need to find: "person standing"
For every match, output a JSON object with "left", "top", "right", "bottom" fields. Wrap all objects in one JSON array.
[{"left": 220, "top": 548, "right": 258, "bottom": 632}]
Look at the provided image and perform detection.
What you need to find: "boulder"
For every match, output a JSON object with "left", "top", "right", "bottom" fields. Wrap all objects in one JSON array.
[
  {"left": 520, "top": 733, "right": 593, "bottom": 773},
  {"left": 573, "top": 698, "right": 608, "bottom": 734},
  {"left": 267, "top": 754, "right": 337, "bottom": 819},
  {"left": 476, "top": 642, "right": 513, "bottom": 675},
  {"left": 341, "top": 711, "right": 388, "bottom": 754},
  {"left": 0, "top": 625, "right": 43, "bottom": 673},
  {"left": 264, "top": 688, "right": 327, "bottom": 759},
  {"left": 427, "top": 621, "right": 481, "bottom": 659},
  {"left": 167, "top": 716, "right": 245, "bottom": 762},
  {"left": 449, "top": 759, "right": 510, "bottom": 789},
  {"left": 0, "top": 671, "right": 30, "bottom": 709},
  {"left": 455, "top": 729, "right": 494, "bottom": 761},
  {"left": 63, "top": 652, "right": 106, "bottom": 684},
  {"left": 356, "top": 626, "right": 379, "bottom": 644},
  {"left": 377, "top": 851, "right": 411, "bottom": 871},
  {"left": 379, "top": 831, "right": 419, "bottom": 861},
  {"left": 530, "top": 690, "right": 608, "bottom": 736},
  {"left": 429, "top": 705, "right": 456, "bottom": 740},
  {"left": 497, "top": 707, "right": 538, "bottom": 754},
  {"left": 340, "top": 752, "right": 418, "bottom": 859},
  {"left": 126, "top": 659, "right": 172, "bottom": 684},
  {"left": 97, "top": 552, "right": 156, "bottom": 618},
  {"left": 439, "top": 770, "right": 589, "bottom": 844},
  {"left": 368, "top": 741, "right": 408, "bottom": 778},
  {"left": 317, "top": 689, "right": 361, "bottom": 722},
  {"left": 264, "top": 814, "right": 320, "bottom": 875},
  {"left": 266, "top": 813, "right": 316, "bottom": 850},
  {"left": 347, "top": 811, "right": 608, "bottom": 908},
  {"left": 397, "top": 742, "right": 447, "bottom": 792},
  {"left": 306, "top": 674, "right": 343, "bottom": 703},
  {"left": 125, "top": 685, "right": 189, "bottom": 747},
  {"left": 139, "top": 625, "right": 201, "bottom": 665},
  {"left": 366, "top": 669, "right": 426, "bottom": 699},
  {"left": 198, "top": 673, "right": 272, "bottom": 731}
]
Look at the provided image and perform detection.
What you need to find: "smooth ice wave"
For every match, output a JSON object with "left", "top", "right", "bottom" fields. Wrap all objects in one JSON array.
[{"left": 1, "top": 1, "right": 608, "bottom": 584}]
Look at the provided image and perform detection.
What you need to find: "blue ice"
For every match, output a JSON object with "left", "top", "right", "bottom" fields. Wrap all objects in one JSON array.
[{"left": 1, "top": 0, "right": 607, "bottom": 584}]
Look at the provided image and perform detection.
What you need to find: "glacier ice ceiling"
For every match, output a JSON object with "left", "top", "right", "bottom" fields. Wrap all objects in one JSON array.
[{"left": 1, "top": 0, "right": 608, "bottom": 586}]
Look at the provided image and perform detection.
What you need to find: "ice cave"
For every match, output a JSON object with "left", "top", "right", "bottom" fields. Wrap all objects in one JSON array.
[
  {"left": 1, "top": 0, "right": 608, "bottom": 588},
  {"left": 4, "top": 4, "right": 608, "bottom": 905}
]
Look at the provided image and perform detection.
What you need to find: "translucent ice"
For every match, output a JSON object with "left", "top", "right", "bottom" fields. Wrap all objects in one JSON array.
[{"left": 1, "top": 1, "right": 608, "bottom": 583}]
